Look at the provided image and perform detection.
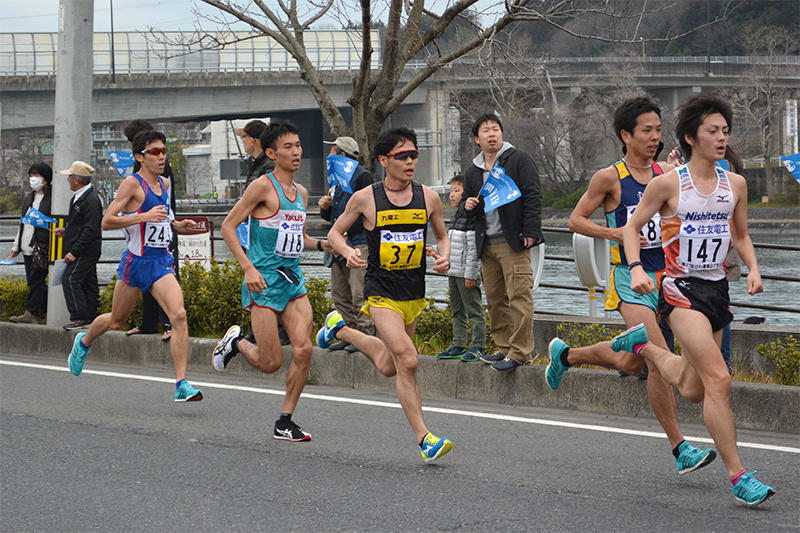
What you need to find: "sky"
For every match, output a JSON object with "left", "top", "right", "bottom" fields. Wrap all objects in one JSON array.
[{"left": 0, "top": 1, "right": 503, "bottom": 33}]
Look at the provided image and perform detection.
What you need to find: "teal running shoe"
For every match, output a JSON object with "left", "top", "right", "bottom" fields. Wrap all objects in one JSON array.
[
  {"left": 174, "top": 380, "right": 203, "bottom": 402},
  {"left": 731, "top": 470, "right": 775, "bottom": 507},
  {"left": 316, "top": 310, "right": 345, "bottom": 349},
  {"left": 436, "top": 345, "right": 466, "bottom": 359},
  {"left": 68, "top": 332, "right": 89, "bottom": 376},
  {"left": 610, "top": 323, "right": 648, "bottom": 353},
  {"left": 460, "top": 347, "right": 484, "bottom": 362},
  {"left": 545, "top": 337, "right": 570, "bottom": 390},
  {"left": 674, "top": 441, "right": 717, "bottom": 475},
  {"left": 419, "top": 432, "right": 453, "bottom": 464}
]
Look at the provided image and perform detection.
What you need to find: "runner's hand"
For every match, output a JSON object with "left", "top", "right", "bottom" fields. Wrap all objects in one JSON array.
[
  {"left": 746, "top": 269, "right": 763, "bottom": 295},
  {"left": 345, "top": 246, "right": 366, "bottom": 269},
  {"left": 244, "top": 265, "right": 267, "bottom": 292},
  {"left": 629, "top": 267, "right": 654, "bottom": 295},
  {"left": 426, "top": 247, "right": 449, "bottom": 274},
  {"left": 174, "top": 218, "right": 197, "bottom": 231},
  {"left": 142, "top": 205, "right": 168, "bottom": 223}
]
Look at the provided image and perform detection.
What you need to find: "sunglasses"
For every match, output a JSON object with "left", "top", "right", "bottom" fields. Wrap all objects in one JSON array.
[
  {"left": 141, "top": 147, "right": 167, "bottom": 156},
  {"left": 385, "top": 149, "right": 419, "bottom": 161}
]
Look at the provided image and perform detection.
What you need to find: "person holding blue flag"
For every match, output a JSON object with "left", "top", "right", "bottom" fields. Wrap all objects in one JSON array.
[
  {"left": 9, "top": 163, "right": 53, "bottom": 324},
  {"left": 318, "top": 136, "right": 374, "bottom": 350},
  {"left": 463, "top": 113, "right": 543, "bottom": 372},
  {"left": 781, "top": 152, "right": 800, "bottom": 183}
]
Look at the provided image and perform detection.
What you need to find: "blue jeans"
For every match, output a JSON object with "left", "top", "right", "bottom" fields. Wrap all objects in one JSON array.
[{"left": 721, "top": 323, "right": 732, "bottom": 367}]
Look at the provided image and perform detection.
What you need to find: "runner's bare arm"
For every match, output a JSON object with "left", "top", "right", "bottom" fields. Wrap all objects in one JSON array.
[
  {"left": 327, "top": 187, "right": 369, "bottom": 268},
  {"left": 729, "top": 173, "right": 762, "bottom": 295},
  {"left": 425, "top": 186, "right": 450, "bottom": 274},
  {"left": 102, "top": 176, "right": 164, "bottom": 230},
  {"left": 221, "top": 179, "right": 272, "bottom": 291},
  {"left": 569, "top": 167, "right": 624, "bottom": 241}
]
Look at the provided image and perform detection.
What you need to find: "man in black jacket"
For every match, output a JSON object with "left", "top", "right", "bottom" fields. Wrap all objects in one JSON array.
[
  {"left": 55, "top": 161, "right": 103, "bottom": 330},
  {"left": 463, "top": 113, "right": 543, "bottom": 371}
]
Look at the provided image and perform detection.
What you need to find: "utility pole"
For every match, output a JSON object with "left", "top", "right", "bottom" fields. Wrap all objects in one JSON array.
[{"left": 48, "top": 0, "right": 94, "bottom": 328}]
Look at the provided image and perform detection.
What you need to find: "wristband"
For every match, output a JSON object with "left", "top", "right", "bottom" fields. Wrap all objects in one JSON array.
[
  {"left": 627, "top": 261, "right": 643, "bottom": 271},
  {"left": 316, "top": 239, "right": 324, "bottom": 251}
]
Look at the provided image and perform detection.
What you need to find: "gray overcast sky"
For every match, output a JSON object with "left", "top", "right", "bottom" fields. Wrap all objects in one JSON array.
[{"left": 0, "top": 1, "right": 503, "bottom": 33}]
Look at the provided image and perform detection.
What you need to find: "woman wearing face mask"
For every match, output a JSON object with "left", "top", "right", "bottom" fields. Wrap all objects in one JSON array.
[{"left": 9, "top": 162, "right": 53, "bottom": 324}]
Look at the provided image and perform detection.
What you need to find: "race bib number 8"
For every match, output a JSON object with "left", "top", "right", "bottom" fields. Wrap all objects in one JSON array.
[
  {"left": 144, "top": 221, "right": 171, "bottom": 248},
  {"left": 678, "top": 221, "right": 730, "bottom": 270},
  {"left": 379, "top": 229, "right": 424, "bottom": 270},
  {"left": 627, "top": 205, "right": 661, "bottom": 249}
]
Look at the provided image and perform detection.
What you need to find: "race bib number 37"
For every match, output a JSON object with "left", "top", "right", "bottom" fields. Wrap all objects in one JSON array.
[{"left": 379, "top": 229, "right": 424, "bottom": 270}]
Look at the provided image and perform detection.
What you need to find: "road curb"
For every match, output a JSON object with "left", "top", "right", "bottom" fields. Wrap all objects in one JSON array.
[{"left": 3, "top": 322, "right": 797, "bottom": 434}]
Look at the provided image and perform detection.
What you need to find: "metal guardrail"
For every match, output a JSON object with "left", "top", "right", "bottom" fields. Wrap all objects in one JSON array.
[{"left": 1, "top": 216, "right": 798, "bottom": 315}]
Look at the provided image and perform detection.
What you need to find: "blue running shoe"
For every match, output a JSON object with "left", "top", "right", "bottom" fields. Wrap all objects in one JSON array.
[
  {"left": 674, "top": 441, "right": 716, "bottom": 475},
  {"left": 174, "top": 380, "right": 203, "bottom": 402},
  {"left": 316, "top": 310, "right": 345, "bottom": 349},
  {"left": 546, "top": 337, "right": 570, "bottom": 390},
  {"left": 419, "top": 432, "right": 453, "bottom": 464},
  {"left": 610, "top": 323, "right": 648, "bottom": 353},
  {"left": 68, "top": 332, "right": 89, "bottom": 376},
  {"left": 731, "top": 470, "right": 775, "bottom": 507}
]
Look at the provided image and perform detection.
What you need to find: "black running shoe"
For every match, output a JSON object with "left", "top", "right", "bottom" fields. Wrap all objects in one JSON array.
[{"left": 273, "top": 419, "right": 312, "bottom": 442}]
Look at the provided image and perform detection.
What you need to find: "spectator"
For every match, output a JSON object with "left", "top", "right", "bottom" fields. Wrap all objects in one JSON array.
[
  {"left": 9, "top": 163, "right": 53, "bottom": 324},
  {"left": 54, "top": 161, "right": 102, "bottom": 330},
  {"left": 235, "top": 119, "right": 274, "bottom": 187},
  {"left": 463, "top": 113, "right": 543, "bottom": 371},
  {"left": 318, "top": 136, "right": 374, "bottom": 351},
  {"left": 436, "top": 175, "right": 486, "bottom": 362},
  {"left": 122, "top": 119, "right": 177, "bottom": 341}
]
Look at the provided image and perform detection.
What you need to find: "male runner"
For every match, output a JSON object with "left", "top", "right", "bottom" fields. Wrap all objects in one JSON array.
[
  {"left": 614, "top": 94, "right": 775, "bottom": 506},
  {"left": 546, "top": 97, "right": 716, "bottom": 475},
  {"left": 67, "top": 130, "right": 203, "bottom": 402},
  {"left": 212, "top": 120, "right": 333, "bottom": 442},
  {"left": 316, "top": 127, "right": 454, "bottom": 463}
]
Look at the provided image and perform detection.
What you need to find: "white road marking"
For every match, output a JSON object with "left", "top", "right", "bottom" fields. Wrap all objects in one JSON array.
[{"left": 2, "top": 359, "right": 798, "bottom": 454}]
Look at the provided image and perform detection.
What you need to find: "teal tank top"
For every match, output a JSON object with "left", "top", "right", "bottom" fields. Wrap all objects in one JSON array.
[{"left": 248, "top": 173, "right": 306, "bottom": 273}]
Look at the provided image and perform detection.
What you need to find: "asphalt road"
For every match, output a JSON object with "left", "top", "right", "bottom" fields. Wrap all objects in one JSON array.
[{"left": 1, "top": 352, "right": 798, "bottom": 532}]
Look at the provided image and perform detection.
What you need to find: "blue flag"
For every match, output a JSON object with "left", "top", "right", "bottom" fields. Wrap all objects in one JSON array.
[
  {"left": 715, "top": 159, "right": 730, "bottom": 171},
  {"left": 478, "top": 165, "right": 522, "bottom": 212},
  {"left": 326, "top": 154, "right": 357, "bottom": 193},
  {"left": 781, "top": 153, "right": 800, "bottom": 183},
  {"left": 236, "top": 221, "right": 250, "bottom": 251},
  {"left": 109, "top": 151, "right": 137, "bottom": 177},
  {"left": 20, "top": 207, "right": 56, "bottom": 228}
]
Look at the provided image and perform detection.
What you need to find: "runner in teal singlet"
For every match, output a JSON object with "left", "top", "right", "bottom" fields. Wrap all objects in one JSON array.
[{"left": 213, "top": 120, "right": 334, "bottom": 442}]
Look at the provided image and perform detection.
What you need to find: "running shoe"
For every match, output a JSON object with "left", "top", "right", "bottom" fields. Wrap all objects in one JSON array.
[
  {"left": 174, "top": 380, "right": 203, "bottom": 402},
  {"left": 316, "top": 311, "right": 345, "bottom": 349},
  {"left": 731, "top": 470, "right": 775, "bottom": 507},
  {"left": 674, "top": 441, "right": 717, "bottom": 475},
  {"left": 545, "top": 337, "right": 570, "bottom": 390},
  {"left": 68, "top": 332, "right": 89, "bottom": 376},
  {"left": 273, "top": 419, "right": 312, "bottom": 442},
  {"left": 436, "top": 345, "right": 466, "bottom": 359},
  {"left": 419, "top": 432, "right": 453, "bottom": 464},
  {"left": 479, "top": 351, "right": 505, "bottom": 364},
  {"left": 610, "top": 323, "right": 648, "bottom": 353},
  {"left": 460, "top": 347, "right": 484, "bottom": 362},
  {"left": 212, "top": 325, "right": 241, "bottom": 373}
]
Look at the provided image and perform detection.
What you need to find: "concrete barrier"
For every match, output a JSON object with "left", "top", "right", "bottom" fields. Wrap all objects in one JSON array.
[{"left": 2, "top": 321, "right": 798, "bottom": 434}]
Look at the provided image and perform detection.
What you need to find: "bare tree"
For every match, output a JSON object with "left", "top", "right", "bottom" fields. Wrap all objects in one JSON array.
[{"left": 166, "top": 0, "right": 734, "bottom": 169}]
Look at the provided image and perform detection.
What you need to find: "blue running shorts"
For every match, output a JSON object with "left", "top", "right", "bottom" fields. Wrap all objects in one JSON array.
[
  {"left": 605, "top": 264, "right": 662, "bottom": 313},
  {"left": 117, "top": 250, "right": 174, "bottom": 293}
]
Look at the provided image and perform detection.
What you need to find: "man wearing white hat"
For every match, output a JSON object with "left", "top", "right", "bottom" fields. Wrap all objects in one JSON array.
[{"left": 54, "top": 161, "right": 103, "bottom": 330}]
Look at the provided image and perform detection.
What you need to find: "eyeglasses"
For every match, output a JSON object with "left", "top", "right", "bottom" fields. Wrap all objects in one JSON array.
[
  {"left": 140, "top": 147, "right": 167, "bottom": 156},
  {"left": 385, "top": 149, "right": 419, "bottom": 161}
]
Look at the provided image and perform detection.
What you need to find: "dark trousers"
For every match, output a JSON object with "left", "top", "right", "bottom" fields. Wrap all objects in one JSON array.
[
  {"left": 139, "top": 247, "right": 179, "bottom": 332},
  {"left": 23, "top": 254, "right": 48, "bottom": 318},
  {"left": 62, "top": 255, "right": 99, "bottom": 321}
]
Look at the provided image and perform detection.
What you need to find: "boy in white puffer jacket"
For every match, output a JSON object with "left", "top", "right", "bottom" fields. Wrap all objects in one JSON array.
[{"left": 436, "top": 175, "right": 487, "bottom": 362}]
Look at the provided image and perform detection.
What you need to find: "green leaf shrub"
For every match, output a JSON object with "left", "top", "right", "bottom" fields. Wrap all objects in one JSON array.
[
  {"left": 0, "top": 274, "right": 27, "bottom": 320},
  {"left": 757, "top": 335, "right": 800, "bottom": 386},
  {"left": 180, "top": 260, "right": 250, "bottom": 338}
]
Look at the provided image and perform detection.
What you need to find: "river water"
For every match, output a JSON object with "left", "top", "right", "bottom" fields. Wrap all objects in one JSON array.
[{"left": 1, "top": 223, "right": 797, "bottom": 326}]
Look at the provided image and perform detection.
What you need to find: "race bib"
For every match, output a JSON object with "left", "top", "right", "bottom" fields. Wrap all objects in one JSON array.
[
  {"left": 144, "top": 221, "right": 171, "bottom": 248},
  {"left": 379, "top": 229, "right": 424, "bottom": 270},
  {"left": 626, "top": 205, "right": 661, "bottom": 249},
  {"left": 273, "top": 215, "right": 304, "bottom": 258},
  {"left": 677, "top": 220, "right": 731, "bottom": 271}
]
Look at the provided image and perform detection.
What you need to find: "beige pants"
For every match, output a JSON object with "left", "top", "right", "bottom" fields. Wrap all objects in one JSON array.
[
  {"left": 331, "top": 243, "right": 374, "bottom": 335},
  {"left": 480, "top": 242, "right": 534, "bottom": 363}
]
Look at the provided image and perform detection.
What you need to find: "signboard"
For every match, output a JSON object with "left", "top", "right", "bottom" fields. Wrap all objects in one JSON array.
[
  {"left": 177, "top": 216, "right": 214, "bottom": 269},
  {"left": 220, "top": 158, "right": 248, "bottom": 181}
]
